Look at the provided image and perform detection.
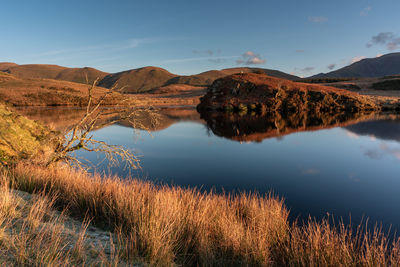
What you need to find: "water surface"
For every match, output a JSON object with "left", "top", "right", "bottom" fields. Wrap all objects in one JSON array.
[{"left": 17, "top": 107, "right": 400, "bottom": 230}]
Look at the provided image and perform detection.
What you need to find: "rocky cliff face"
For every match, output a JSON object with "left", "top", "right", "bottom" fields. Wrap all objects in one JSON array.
[{"left": 197, "top": 73, "right": 380, "bottom": 113}]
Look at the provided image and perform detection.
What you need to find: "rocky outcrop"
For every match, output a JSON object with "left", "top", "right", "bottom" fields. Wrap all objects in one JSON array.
[{"left": 197, "top": 73, "right": 382, "bottom": 114}]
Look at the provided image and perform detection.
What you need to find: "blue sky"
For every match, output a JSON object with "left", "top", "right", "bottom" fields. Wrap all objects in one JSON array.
[{"left": 1, "top": 0, "right": 399, "bottom": 76}]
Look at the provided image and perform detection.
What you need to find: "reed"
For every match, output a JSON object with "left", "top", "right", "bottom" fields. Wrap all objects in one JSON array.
[{"left": 4, "top": 163, "right": 400, "bottom": 266}]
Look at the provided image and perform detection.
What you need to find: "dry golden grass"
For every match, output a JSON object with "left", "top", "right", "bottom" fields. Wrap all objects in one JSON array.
[
  {"left": 0, "top": 72, "right": 202, "bottom": 107},
  {"left": 0, "top": 72, "right": 126, "bottom": 107},
  {"left": 3, "top": 163, "right": 400, "bottom": 266},
  {"left": 0, "top": 170, "right": 130, "bottom": 266}
]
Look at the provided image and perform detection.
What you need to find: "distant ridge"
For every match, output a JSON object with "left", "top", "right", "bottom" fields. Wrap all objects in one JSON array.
[
  {"left": 5, "top": 64, "right": 68, "bottom": 79},
  {"left": 3, "top": 64, "right": 108, "bottom": 84},
  {"left": 0, "top": 63, "right": 299, "bottom": 93},
  {"left": 167, "top": 67, "right": 298, "bottom": 87},
  {"left": 98, "top": 66, "right": 177, "bottom": 93},
  {"left": 55, "top": 67, "right": 108, "bottom": 84},
  {"left": 311, "top": 53, "right": 400, "bottom": 78},
  {"left": 0, "top": 62, "right": 18, "bottom": 71}
]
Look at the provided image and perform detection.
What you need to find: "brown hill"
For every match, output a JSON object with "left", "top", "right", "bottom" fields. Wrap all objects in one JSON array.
[
  {"left": 98, "top": 66, "right": 178, "bottom": 93},
  {"left": 166, "top": 67, "right": 299, "bottom": 87},
  {"left": 5, "top": 64, "right": 68, "bottom": 79},
  {"left": 55, "top": 67, "right": 109, "bottom": 84},
  {"left": 1, "top": 63, "right": 299, "bottom": 94},
  {"left": 0, "top": 62, "right": 18, "bottom": 71},
  {"left": 4, "top": 64, "right": 108, "bottom": 85},
  {"left": 147, "top": 84, "right": 206, "bottom": 96},
  {"left": 0, "top": 72, "right": 124, "bottom": 106}
]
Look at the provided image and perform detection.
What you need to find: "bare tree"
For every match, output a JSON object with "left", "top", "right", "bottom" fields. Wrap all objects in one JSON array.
[{"left": 47, "top": 78, "right": 160, "bottom": 170}]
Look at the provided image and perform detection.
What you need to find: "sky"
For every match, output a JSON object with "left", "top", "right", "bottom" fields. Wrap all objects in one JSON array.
[{"left": 1, "top": 0, "right": 399, "bottom": 76}]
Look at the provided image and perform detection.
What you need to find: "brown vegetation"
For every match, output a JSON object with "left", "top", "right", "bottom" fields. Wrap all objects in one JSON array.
[
  {"left": 55, "top": 67, "right": 109, "bottom": 84},
  {"left": 1, "top": 62, "right": 300, "bottom": 94},
  {"left": 0, "top": 72, "right": 125, "bottom": 106},
  {"left": 166, "top": 67, "right": 299, "bottom": 87},
  {"left": 0, "top": 62, "right": 18, "bottom": 71},
  {"left": 2, "top": 101, "right": 400, "bottom": 265},
  {"left": 5, "top": 64, "right": 69, "bottom": 79},
  {"left": 0, "top": 71, "right": 203, "bottom": 107},
  {"left": 0, "top": 171, "right": 127, "bottom": 266},
  {"left": 4, "top": 64, "right": 108, "bottom": 85},
  {"left": 2, "top": 163, "right": 399, "bottom": 266},
  {"left": 197, "top": 73, "right": 387, "bottom": 113}
]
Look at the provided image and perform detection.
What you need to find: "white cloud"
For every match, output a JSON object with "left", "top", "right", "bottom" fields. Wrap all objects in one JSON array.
[
  {"left": 236, "top": 51, "right": 266, "bottom": 65},
  {"left": 161, "top": 55, "right": 238, "bottom": 64},
  {"left": 350, "top": 56, "right": 365, "bottom": 64},
  {"left": 346, "top": 131, "right": 359, "bottom": 139}
]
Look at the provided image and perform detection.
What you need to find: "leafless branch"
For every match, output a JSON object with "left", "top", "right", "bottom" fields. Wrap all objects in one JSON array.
[{"left": 47, "top": 79, "right": 160, "bottom": 171}]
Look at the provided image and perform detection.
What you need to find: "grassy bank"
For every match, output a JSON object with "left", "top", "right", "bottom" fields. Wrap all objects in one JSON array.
[
  {"left": 3, "top": 163, "right": 399, "bottom": 266},
  {"left": 1, "top": 103, "right": 400, "bottom": 266},
  {"left": 0, "top": 104, "right": 55, "bottom": 163},
  {"left": 0, "top": 72, "right": 201, "bottom": 107},
  {"left": 0, "top": 171, "right": 128, "bottom": 266}
]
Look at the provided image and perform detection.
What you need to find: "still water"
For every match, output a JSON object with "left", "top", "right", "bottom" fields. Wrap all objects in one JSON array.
[{"left": 18, "top": 107, "right": 400, "bottom": 230}]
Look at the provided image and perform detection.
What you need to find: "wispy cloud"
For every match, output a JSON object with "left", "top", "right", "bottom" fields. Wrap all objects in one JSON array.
[
  {"left": 295, "top": 66, "right": 314, "bottom": 73},
  {"left": 295, "top": 49, "right": 305, "bottom": 53},
  {"left": 350, "top": 56, "right": 365, "bottom": 64},
  {"left": 28, "top": 38, "right": 159, "bottom": 59},
  {"left": 327, "top": 64, "right": 336, "bottom": 70},
  {"left": 346, "top": 131, "right": 360, "bottom": 139},
  {"left": 364, "top": 143, "right": 400, "bottom": 161},
  {"left": 192, "top": 49, "right": 221, "bottom": 56},
  {"left": 292, "top": 66, "right": 315, "bottom": 77},
  {"left": 208, "top": 58, "right": 227, "bottom": 64},
  {"left": 360, "top": 6, "right": 371, "bottom": 16},
  {"left": 236, "top": 51, "right": 266, "bottom": 65},
  {"left": 308, "top": 16, "right": 328, "bottom": 23},
  {"left": 161, "top": 55, "right": 238, "bottom": 64},
  {"left": 367, "top": 32, "right": 400, "bottom": 51}
]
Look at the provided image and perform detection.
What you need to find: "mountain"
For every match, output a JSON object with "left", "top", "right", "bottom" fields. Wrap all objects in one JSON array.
[
  {"left": 1, "top": 63, "right": 299, "bottom": 93},
  {"left": 98, "top": 66, "right": 178, "bottom": 93},
  {"left": 4, "top": 64, "right": 108, "bottom": 84},
  {"left": 0, "top": 62, "right": 18, "bottom": 71},
  {"left": 55, "top": 67, "right": 109, "bottom": 84},
  {"left": 166, "top": 67, "right": 298, "bottom": 87},
  {"left": 345, "top": 117, "right": 400, "bottom": 143},
  {"left": 5, "top": 64, "right": 68, "bottom": 79},
  {"left": 311, "top": 53, "right": 400, "bottom": 78}
]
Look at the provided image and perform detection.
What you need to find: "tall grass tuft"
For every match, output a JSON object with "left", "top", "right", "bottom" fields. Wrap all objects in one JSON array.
[
  {"left": 4, "top": 163, "right": 400, "bottom": 266},
  {"left": 0, "top": 168, "right": 127, "bottom": 266}
]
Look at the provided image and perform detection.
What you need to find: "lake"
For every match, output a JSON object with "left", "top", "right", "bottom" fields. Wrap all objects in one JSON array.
[{"left": 17, "top": 106, "right": 400, "bottom": 231}]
